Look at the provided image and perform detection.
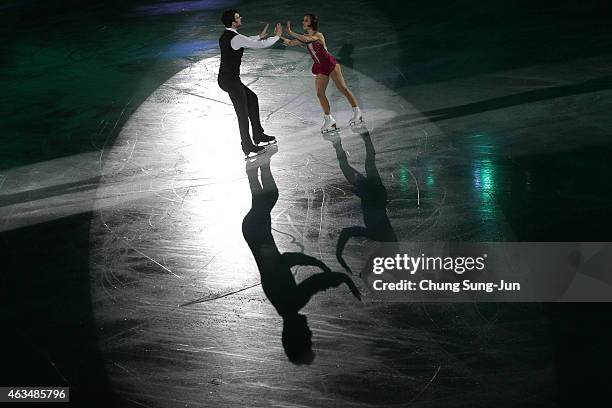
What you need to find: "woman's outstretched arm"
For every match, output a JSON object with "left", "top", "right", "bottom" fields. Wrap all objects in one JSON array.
[{"left": 281, "top": 36, "right": 301, "bottom": 46}]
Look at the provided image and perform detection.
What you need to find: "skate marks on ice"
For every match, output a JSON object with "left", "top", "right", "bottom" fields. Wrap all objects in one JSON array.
[{"left": 88, "top": 51, "right": 552, "bottom": 406}]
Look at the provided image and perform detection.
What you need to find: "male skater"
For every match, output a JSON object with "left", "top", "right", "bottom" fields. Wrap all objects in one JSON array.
[{"left": 218, "top": 10, "right": 282, "bottom": 159}]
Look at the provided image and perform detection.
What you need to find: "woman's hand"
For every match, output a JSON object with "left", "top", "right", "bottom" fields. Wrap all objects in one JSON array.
[
  {"left": 286, "top": 21, "right": 292, "bottom": 34},
  {"left": 274, "top": 23, "right": 282, "bottom": 37}
]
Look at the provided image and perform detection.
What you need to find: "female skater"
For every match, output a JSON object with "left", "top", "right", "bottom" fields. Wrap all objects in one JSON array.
[{"left": 283, "top": 14, "right": 364, "bottom": 133}]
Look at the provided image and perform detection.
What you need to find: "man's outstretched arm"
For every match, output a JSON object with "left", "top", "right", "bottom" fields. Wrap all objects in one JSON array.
[
  {"left": 231, "top": 34, "right": 279, "bottom": 49},
  {"left": 231, "top": 23, "right": 282, "bottom": 50}
]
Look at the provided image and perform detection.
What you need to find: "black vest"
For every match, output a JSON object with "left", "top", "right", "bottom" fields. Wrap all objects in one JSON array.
[{"left": 219, "top": 30, "right": 244, "bottom": 78}]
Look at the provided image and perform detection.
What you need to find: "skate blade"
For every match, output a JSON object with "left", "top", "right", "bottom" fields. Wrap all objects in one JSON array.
[
  {"left": 244, "top": 149, "right": 266, "bottom": 161},
  {"left": 244, "top": 144, "right": 278, "bottom": 163},
  {"left": 320, "top": 125, "right": 338, "bottom": 134},
  {"left": 256, "top": 139, "right": 277, "bottom": 146}
]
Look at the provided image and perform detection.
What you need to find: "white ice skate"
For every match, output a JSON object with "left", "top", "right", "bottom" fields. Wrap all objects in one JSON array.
[
  {"left": 348, "top": 108, "right": 364, "bottom": 127},
  {"left": 320, "top": 114, "right": 338, "bottom": 134}
]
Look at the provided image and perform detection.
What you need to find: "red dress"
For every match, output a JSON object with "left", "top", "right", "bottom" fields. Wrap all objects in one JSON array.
[{"left": 306, "top": 40, "right": 337, "bottom": 76}]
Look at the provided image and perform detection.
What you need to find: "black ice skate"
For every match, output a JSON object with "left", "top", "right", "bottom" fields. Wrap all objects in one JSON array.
[{"left": 253, "top": 133, "right": 277, "bottom": 146}]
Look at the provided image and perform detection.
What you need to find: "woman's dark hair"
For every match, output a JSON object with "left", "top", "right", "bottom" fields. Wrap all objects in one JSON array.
[
  {"left": 304, "top": 13, "right": 318, "bottom": 31},
  {"left": 221, "top": 9, "right": 239, "bottom": 28}
]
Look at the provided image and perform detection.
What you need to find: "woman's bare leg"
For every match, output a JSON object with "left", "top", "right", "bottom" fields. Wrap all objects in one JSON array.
[
  {"left": 315, "top": 74, "right": 331, "bottom": 114},
  {"left": 330, "top": 64, "right": 358, "bottom": 107}
]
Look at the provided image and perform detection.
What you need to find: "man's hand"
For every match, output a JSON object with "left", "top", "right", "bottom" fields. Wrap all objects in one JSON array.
[
  {"left": 274, "top": 23, "right": 282, "bottom": 37},
  {"left": 286, "top": 21, "right": 292, "bottom": 34},
  {"left": 259, "top": 23, "right": 269, "bottom": 39}
]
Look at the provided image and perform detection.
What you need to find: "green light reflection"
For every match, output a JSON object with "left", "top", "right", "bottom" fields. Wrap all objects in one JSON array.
[{"left": 472, "top": 158, "right": 497, "bottom": 215}]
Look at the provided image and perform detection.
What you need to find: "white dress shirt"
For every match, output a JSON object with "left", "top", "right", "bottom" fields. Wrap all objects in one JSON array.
[{"left": 226, "top": 28, "right": 279, "bottom": 50}]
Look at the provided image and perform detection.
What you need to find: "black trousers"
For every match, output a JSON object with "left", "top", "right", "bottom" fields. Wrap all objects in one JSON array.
[{"left": 218, "top": 74, "right": 265, "bottom": 151}]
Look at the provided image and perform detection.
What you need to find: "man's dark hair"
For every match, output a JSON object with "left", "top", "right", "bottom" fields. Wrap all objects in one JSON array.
[
  {"left": 221, "top": 9, "right": 239, "bottom": 28},
  {"left": 304, "top": 13, "right": 318, "bottom": 31}
]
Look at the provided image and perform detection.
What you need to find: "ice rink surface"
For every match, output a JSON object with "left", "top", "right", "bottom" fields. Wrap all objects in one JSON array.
[{"left": 89, "top": 33, "right": 551, "bottom": 408}]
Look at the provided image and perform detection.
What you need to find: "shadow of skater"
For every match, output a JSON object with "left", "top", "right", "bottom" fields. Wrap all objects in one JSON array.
[
  {"left": 241, "top": 146, "right": 361, "bottom": 365},
  {"left": 324, "top": 129, "right": 398, "bottom": 275}
]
